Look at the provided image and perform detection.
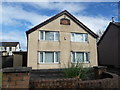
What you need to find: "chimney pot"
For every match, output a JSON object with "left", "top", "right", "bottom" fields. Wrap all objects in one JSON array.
[{"left": 112, "top": 17, "right": 114, "bottom": 22}]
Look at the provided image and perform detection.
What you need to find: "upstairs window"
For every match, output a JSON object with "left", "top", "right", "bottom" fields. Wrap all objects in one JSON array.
[
  {"left": 9, "top": 47, "right": 12, "bottom": 51},
  {"left": 0, "top": 47, "right": 5, "bottom": 51},
  {"left": 4, "top": 47, "right": 6, "bottom": 51},
  {"left": 71, "top": 52, "right": 90, "bottom": 63},
  {"left": 71, "top": 33, "right": 88, "bottom": 42},
  {"left": 40, "top": 31, "right": 59, "bottom": 41}
]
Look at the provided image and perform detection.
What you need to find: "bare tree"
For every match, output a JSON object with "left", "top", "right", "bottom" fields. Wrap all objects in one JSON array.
[{"left": 96, "top": 29, "right": 105, "bottom": 42}]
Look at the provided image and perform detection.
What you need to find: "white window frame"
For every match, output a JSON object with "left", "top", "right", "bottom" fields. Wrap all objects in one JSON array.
[
  {"left": 71, "top": 52, "right": 90, "bottom": 63},
  {"left": 39, "top": 31, "right": 59, "bottom": 41},
  {"left": 71, "top": 33, "right": 88, "bottom": 42},
  {"left": 38, "top": 52, "right": 60, "bottom": 64}
]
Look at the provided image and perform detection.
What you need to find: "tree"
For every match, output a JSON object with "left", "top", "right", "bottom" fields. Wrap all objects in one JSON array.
[{"left": 96, "top": 29, "right": 105, "bottom": 42}]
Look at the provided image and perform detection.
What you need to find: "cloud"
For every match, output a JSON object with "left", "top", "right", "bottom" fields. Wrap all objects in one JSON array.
[
  {"left": 28, "top": 2, "right": 86, "bottom": 14},
  {"left": 2, "top": 0, "right": 120, "bottom": 2},
  {"left": 0, "top": 31, "right": 27, "bottom": 50},
  {"left": 1, "top": 2, "right": 112, "bottom": 50},
  {"left": 1, "top": 4, "right": 50, "bottom": 26},
  {"left": 76, "top": 15, "right": 110, "bottom": 33}
]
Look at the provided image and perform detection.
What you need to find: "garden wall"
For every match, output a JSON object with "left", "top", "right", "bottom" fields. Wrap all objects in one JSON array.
[
  {"left": 2, "top": 67, "right": 120, "bottom": 89},
  {"left": 30, "top": 72, "right": 119, "bottom": 89},
  {"left": 2, "top": 67, "right": 31, "bottom": 88}
]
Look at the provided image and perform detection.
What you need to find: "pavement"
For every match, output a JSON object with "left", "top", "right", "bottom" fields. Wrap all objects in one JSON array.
[{"left": 107, "top": 68, "right": 120, "bottom": 88}]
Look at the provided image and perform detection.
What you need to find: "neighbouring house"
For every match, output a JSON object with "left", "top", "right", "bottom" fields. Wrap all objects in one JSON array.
[
  {"left": 0, "top": 42, "right": 20, "bottom": 56},
  {"left": 0, "top": 42, "right": 22, "bottom": 68},
  {"left": 98, "top": 22, "right": 120, "bottom": 68},
  {"left": 26, "top": 10, "right": 98, "bottom": 69}
]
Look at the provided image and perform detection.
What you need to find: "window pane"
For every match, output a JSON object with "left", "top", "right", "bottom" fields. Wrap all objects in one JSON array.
[
  {"left": 76, "top": 34, "right": 83, "bottom": 42},
  {"left": 45, "top": 32, "right": 54, "bottom": 40},
  {"left": 4, "top": 47, "right": 6, "bottom": 51},
  {"left": 85, "top": 34, "right": 88, "bottom": 41},
  {"left": 83, "top": 34, "right": 88, "bottom": 42},
  {"left": 55, "top": 32, "right": 59, "bottom": 41},
  {"left": 0, "top": 47, "right": 1, "bottom": 51},
  {"left": 40, "top": 31, "right": 43, "bottom": 40},
  {"left": 45, "top": 52, "right": 54, "bottom": 63},
  {"left": 76, "top": 53, "right": 84, "bottom": 62},
  {"left": 40, "top": 52, "right": 43, "bottom": 62},
  {"left": 55, "top": 52, "right": 59, "bottom": 62},
  {"left": 10, "top": 47, "right": 12, "bottom": 51},
  {"left": 72, "top": 52, "right": 75, "bottom": 62}
]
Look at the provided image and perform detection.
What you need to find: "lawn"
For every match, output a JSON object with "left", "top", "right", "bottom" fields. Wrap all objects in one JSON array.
[{"left": 0, "top": 72, "right": 2, "bottom": 88}]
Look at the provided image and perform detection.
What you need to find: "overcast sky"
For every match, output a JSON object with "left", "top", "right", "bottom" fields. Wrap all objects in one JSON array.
[{"left": 0, "top": 1, "right": 119, "bottom": 50}]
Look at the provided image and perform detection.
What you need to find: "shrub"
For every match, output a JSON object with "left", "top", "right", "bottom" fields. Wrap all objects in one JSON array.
[{"left": 64, "top": 63, "right": 95, "bottom": 80}]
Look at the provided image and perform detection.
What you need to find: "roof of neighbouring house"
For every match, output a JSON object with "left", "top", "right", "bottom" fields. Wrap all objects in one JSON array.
[
  {"left": 113, "top": 22, "right": 120, "bottom": 27},
  {"left": 26, "top": 10, "right": 98, "bottom": 38},
  {"left": 97, "top": 22, "right": 120, "bottom": 45},
  {"left": 12, "top": 51, "right": 27, "bottom": 54},
  {"left": 0, "top": 42, "right": 19, "bottom": 47}
]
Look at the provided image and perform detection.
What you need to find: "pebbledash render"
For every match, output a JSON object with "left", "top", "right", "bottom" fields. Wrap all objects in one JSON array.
[{"left": 26, "top": 10, "right": 98, "bottom": 69}]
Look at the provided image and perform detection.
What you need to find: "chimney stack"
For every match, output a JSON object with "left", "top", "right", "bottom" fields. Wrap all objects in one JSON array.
[{"left": 112, "top": 17, "right": 114, "bottom": 22}]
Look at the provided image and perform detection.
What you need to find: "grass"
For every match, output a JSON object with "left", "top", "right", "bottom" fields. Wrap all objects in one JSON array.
[{"left": 0, "top": 72, "right": 2, "bottom": 88}]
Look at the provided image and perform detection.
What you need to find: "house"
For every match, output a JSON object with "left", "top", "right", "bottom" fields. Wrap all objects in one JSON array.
[
  {"left": 0, "top": 42, "right": 20, "bottom": 56},
  {"left": 0, "top": 42, "right": 20, "bottom": 68},
  {"left": 26, "top": 10, "right": 98, "bottom": 69},
  {"left": 98, "top": 22, "right": 120, "bottom": 68}
]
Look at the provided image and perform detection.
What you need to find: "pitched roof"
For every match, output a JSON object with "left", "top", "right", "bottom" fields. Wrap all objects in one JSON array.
[
  {"left": 0, "top": 42, "right": 19, "bottom": 47},
  {"left": 97, "top": 22, "right": 120, "bottom": 45},
  {"left": 112, "top": 22, "right": 120, "bottom": 27},
  {"left": 26, "top": 10, "right": 98, "bottom": 38}
]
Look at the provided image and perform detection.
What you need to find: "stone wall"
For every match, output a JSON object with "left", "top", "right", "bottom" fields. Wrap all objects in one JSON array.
[{"left": 2, "top": 67, "right": 31, "bottom": 88}]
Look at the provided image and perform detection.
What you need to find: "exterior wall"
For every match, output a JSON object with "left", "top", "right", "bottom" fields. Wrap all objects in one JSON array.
[
  {"left": 27, "top": 15, "right": 98, "bottom": 69},
  {"left": 13, "top": 54, "right": 22, "bottom": 67},
  {"left": 98, "top": 25, "right": 119, "bottom": 68},
  {"left": 118, "top": 29, "right": 120, "bottom": 67}
]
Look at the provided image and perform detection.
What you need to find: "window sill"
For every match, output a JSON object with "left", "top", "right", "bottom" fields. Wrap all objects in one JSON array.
[
  {"left": 38, "top": 40, "right": 60, "bottom": 42},
  {"left": 37, "top": 63, "right": 60, "bottom": 64},
  {"left": 71, "top": 62, "right": 90, "bottom": 64},
  {"left": 70, "top": 41, "right": 88, "bottom": 43}
]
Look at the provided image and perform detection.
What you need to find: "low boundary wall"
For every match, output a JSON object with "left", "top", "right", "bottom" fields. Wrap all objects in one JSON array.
[
  {"left": 2, "top": 67, "right": 120, "bottom": 89},
  {"left": 30, "top": 72, "right": 119, "bottom": 89}
]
